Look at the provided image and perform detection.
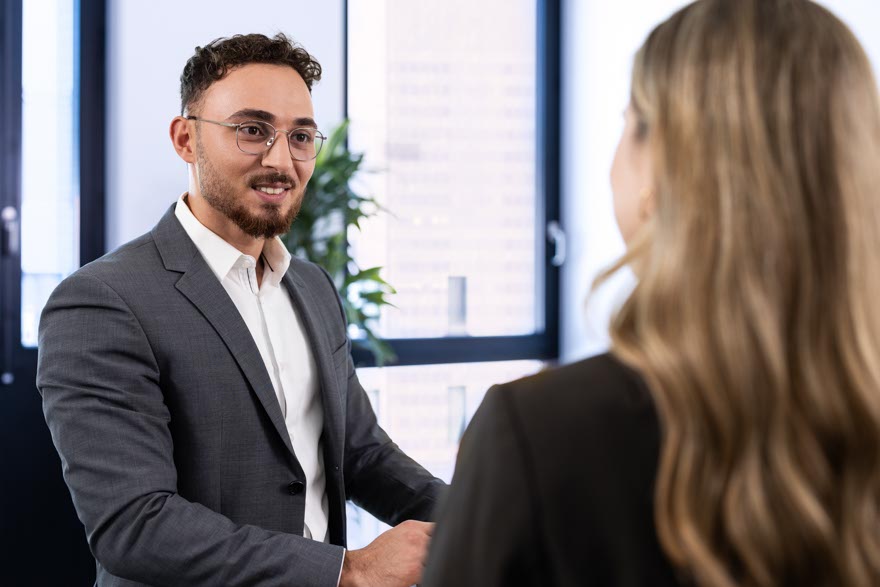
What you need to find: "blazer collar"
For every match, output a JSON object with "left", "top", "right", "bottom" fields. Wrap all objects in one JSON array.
[
  {"left": 151, "top": 204, "right": 296, "bottom": 457},
  {"left": 152, "top": 203, "right": 198, "bottom": 274}
]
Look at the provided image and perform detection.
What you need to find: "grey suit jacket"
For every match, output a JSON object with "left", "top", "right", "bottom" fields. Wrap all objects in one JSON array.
[{"left": 37, "top": 205, "right": 445, "bottom": 587}]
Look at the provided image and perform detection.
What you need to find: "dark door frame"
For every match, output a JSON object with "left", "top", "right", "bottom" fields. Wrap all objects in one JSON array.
[{"left": 0, "top": 0, "right": 105, "bottom": 582}]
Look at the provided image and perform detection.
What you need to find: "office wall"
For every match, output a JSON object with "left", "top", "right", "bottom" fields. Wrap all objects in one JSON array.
[
  {"left": 559, "top": 0, "right": 690, "bottom": 362},
  {"left": 105, "top": 0, "right": 345, "bottom": 250},
  {"left": 560, "top": 0, "right": 880, "bottom": 362}
]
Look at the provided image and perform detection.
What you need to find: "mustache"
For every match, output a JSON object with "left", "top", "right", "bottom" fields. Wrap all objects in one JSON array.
[{"left": 248, "top": 173, "right": 296, "bottom": 188}]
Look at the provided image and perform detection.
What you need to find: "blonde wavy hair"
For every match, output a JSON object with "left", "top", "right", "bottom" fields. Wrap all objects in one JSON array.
[{"left": 604, "top": 0, "right": 880, "bottom": 585}]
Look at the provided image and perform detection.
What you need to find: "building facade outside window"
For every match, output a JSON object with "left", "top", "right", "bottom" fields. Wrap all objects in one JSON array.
[{"left": 345, "top": 0, "right": 560, "bottom": 546}]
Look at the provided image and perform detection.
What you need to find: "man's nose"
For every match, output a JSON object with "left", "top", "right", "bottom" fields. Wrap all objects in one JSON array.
[{"left": 261, "top": 132, "right": 295, "bottom": 171}]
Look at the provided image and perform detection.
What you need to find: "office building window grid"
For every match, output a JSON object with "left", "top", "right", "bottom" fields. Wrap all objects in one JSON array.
[
  {"left": 348, "top": 358, "right": 544, "bottom": 548},
  {"left": 346, "top": 0, "right": 549, "bottom": 545},
  {"left": 348, "top": 0, "right": 539, "bottom": 340}
]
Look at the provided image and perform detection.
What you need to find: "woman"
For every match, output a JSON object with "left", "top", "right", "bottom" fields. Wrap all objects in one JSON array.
[{"left": 422, "top": 0, "right": 880, "bottom": 585}]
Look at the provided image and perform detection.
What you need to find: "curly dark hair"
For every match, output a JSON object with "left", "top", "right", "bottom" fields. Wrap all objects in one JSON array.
[{"left": 179, "top": 33, "right": 322, "bottom": 115}]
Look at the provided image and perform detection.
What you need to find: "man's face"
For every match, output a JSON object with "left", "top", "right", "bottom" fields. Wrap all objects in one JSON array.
[{"left": 189, "top": 63, "right": 317, "bottom": 240}]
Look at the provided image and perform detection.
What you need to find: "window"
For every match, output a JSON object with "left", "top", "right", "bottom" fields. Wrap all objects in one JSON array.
[
  {"left": 345, "top": 0, "right": 560, "bottom": 542},
  {"left": 347, "top": 358, "right": 544, "bottom": 548},
  {"left": 348, "top": 0, "right": 541, "bottom": 340},
  {"left": 19, "top": 0, "right": 79, "bottom": 347}
]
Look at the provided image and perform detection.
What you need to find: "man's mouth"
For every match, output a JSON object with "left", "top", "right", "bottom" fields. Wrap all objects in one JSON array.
[
  {"left": 251, "top": 182, "right": 293, "bottom": 199},
  {"left": 255, "top": 186, "right": 287, "bottom": 195},
  {"left": 249, "top": 174, "right": 295, "bottom": 201}
]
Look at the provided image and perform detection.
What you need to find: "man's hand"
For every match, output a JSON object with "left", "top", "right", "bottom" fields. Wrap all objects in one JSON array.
[{"left": 339, "top": 520, "right": 434, "bottom": 587}]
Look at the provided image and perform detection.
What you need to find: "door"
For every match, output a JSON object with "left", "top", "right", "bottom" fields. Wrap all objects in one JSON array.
[{"left": 1, "top": 0, "right": 104, "bottom": 582}]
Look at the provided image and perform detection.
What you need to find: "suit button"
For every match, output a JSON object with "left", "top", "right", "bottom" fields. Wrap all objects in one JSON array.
[{"left": 288, "top": 481, "right": 305, "bottom": 495}]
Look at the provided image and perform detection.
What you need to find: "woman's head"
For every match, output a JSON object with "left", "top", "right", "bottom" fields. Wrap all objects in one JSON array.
[
  {"left": 607, "top": 0, "right": 880, "bottom": 585},
  {"left": 617, "top": 0, "right": 880, "bottom": 276}
]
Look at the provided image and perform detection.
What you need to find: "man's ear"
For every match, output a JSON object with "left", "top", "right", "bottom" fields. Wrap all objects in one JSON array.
[{"left": 170, "top": 116, "right": 196, "bottom": 164}]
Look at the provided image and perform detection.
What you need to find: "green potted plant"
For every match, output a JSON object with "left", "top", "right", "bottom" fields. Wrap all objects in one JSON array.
[{"left": 281, "top": 119, "right": 397, "bottom": 366}]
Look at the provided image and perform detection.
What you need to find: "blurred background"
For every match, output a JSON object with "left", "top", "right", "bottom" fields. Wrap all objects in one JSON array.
[{"left": 1, "top": 0, "right": 879, "bottom": 582}]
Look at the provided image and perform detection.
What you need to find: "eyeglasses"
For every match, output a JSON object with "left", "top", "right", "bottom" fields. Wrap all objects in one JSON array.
[{"left": 186, "top": 116, "right": 326, "bottom": 161}]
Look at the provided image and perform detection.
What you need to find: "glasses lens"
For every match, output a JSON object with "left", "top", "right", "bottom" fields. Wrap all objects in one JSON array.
[
  {"left": 288, "top": 129, "right": 324, "bottom": 161},
  {"left": 313, "top": 133, "right": 325, "bottom": 158},
  {"left": 236, "top": 121, "right": 275, "bottom": 154}
]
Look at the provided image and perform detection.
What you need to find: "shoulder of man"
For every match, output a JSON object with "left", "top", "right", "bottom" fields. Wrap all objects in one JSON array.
[{"left": 67, "top": 229, "right": 163, "bottom": 287}]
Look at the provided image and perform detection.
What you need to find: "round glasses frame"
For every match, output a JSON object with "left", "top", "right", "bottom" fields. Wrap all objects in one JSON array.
[{"left": 186, "top": 116, "right": 326, "bottom": 161}]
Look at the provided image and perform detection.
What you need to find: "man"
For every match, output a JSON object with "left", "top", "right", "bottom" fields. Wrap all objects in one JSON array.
[{"left": 37, "top": 33, "right": 444, "bottom": 587}]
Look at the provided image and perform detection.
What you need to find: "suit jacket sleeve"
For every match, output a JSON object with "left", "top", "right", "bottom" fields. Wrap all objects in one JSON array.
[
  {"left": 340, "top": 356, "right": 446, "bottom": 524},
  {"left": 37, "top": 272, "right": 344, "bottom": 587},
  {"left": 312, "top": 266, "right": 446, "bottom": 524},
  {"left": 421, "top": 385, "right": 546, "bottom": 587}
]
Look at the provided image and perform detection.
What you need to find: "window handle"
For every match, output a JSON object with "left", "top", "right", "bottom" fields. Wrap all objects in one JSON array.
[
  {"left": 2, "top": 206, "right": 19, "bottom": 258},
  {"left": 2, "top": 206, "right": 18, "bottom": 384},
  {"left": 547, "top": 220, "right": 566, "bottom": 267}
]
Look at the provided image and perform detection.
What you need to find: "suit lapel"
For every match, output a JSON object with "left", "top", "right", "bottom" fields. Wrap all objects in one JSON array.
[
  {"left": 282, "top": 270, "right": 345, "bottom": 467},
  {"left": 152, "top": 206, "right": 295, "bottom": 457}
]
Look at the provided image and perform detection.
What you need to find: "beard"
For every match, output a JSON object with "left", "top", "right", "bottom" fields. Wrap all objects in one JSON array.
[{"left": 195, "top": 139, "right": 302, "bottom": 239}]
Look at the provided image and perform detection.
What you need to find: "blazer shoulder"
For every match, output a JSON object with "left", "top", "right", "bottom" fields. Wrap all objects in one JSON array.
[
  {"left": 59, "top": 231, "right": 165, "bottom": 297},
  {"left": 502, "top": 352, "right": 652, "bottom": 414},
  {"left": 492, "top": 352, "right": 660, "bottom": 460}
]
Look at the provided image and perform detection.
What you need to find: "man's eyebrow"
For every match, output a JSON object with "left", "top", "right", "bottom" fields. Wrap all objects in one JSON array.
[
  {"left": 227, "top": 110, "right": 317, "bottom": 129},
  {"left": 292, "top": 117, "right": 318, "bottom": 129},
  {"left": 227, "top": 109, "right": 276, "bottom": 122}
]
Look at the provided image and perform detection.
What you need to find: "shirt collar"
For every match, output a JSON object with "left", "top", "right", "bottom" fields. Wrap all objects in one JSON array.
[
  {"left": 260, "top": 230, "right": 292, "bottom": 288},
  {"left": 174, "top": 193, "right": 292, "bottom": 287}
]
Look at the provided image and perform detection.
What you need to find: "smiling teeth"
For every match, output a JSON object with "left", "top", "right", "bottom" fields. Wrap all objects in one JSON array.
[{"left": 256, "top": 187, "right": 285, "bottom": 195}]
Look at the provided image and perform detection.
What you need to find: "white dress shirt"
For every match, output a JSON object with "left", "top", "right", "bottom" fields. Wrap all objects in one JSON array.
[{"left": 175, "top": 194, "right": 330, "bottom": 543}]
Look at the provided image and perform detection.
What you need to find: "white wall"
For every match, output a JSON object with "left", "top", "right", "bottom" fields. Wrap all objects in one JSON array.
[
  {"left": 560, "top": 0, "right": 880, "bottom": 363},
  {"left": 105, "top": 0, "right": 345, "bottom": 250},
  {"left": 560, "top": 0, "right": 691, "bottom": 362},
  {"left": 818, "top": 1, "right": 880, "bottom": 71}
]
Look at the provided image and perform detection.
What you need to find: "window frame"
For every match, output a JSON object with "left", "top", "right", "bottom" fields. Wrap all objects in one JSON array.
[
  {"left": 79, "top": 0, "right": 107, "bottom": 267},
  {"left": 0, "top": 0, "right": 25, "bottom": 381},
  {"left": 343, "top": 0, "right": 562, "bottom": 368}
]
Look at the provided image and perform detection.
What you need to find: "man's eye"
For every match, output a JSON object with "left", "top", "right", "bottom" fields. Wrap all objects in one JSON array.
[
  {"left": 292, "top": 132, "right": 313, "bottom": 144},
  {"left": 240, "top": 124, "right": 268, "bottom": 138}
]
